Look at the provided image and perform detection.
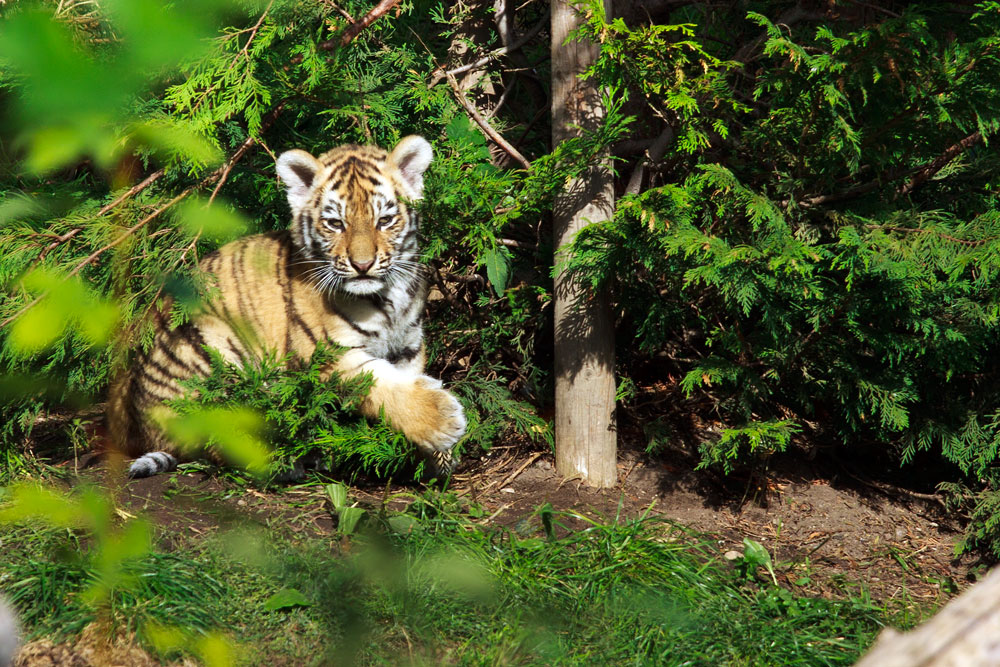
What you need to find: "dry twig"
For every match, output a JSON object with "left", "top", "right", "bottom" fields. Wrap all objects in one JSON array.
[
  {"left": 445, "top": 72, "right": 531, "bottom": 170},
  {"left": 431, "top": 12, "right": 548, "bottom": 85},
  {"left": 898, "top": 131, "right": 982, "bottom": 196},
  {"left": 323, "top": 0, "right": 400, "bottom": 47}
]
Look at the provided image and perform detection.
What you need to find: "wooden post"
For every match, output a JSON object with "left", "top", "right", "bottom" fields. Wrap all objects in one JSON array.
[
  {"left": 551, "top": 0, "right": 617, "bottom": 488},
  {"left": 855, "top": 566, "right": 1000, "bottom": 666}
]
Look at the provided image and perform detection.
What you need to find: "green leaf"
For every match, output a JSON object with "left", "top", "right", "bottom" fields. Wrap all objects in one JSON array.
[
  {"left": 7, "top": 268, "right": 120, "bottom": 354},
  {"left": 264, "top": 588, "right": 312, "bottom": 611},
  {"left": 446, "top": 114, "right": 477, "bottom": 143},
  {"left": 742, "top": 538, "right": 777, "bottom": 585},
  {"left": 175, "top": 197, "right": 248, "bottom": 243},
  {"left": 156, "top": 406, "right": 271, "bottom": 475},
  {"left": 8, "top": 300, "right": 68, "bottom": 354},
  {"left": 130, "top": 119, "right": 222, "bottom": 169},
  {"left": 482, "top": 247, "right": 510, "bottom": 296},
  {"left": 325, "top": 482, "right": 349, "bottom": 511},
  {"left": 194, "top": 633, "right": 237, "bottom": 667},
  {"left": 387, "top": 514, "right": 420, "bottom": 535},
  {"left": 337, "top": 506, "right": 365, "bottom": 535}
]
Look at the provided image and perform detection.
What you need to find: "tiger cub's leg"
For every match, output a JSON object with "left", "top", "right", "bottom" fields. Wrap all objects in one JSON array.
[{"left": 334, "top": 350, "right": 466, "bottom": 475}]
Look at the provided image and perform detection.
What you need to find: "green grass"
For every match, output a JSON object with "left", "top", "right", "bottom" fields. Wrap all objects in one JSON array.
[{"left": 0, "top": 489, "right": 924, "bottom": 666}]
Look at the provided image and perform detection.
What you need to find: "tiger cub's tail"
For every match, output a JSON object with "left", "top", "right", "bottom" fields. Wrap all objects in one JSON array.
[{"left": 127, "top": 451, "right": 178, "bottom": 478}]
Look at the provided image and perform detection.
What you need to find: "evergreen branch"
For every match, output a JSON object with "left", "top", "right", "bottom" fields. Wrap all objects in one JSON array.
[
  {"left": 0, "top": 93, "right": 284, "bottom": 331},
  {"left": 445, "top": 71, "right": 531, "bottom": 170},
  {"left": 862, "top": 52, "right": 992, "bottom": 149},
  {"left": 788, "top": 131, "right": 984, "bottom": 208},
  {"left": 189, "top": 1, "right": 273, "bottom": 116},
  {"left": 208, "top": 100, "right": 287, "bottom": 204},
  {"left": 331, "top": 0, "right": 400, "bottom": 47},
  {"left": 864, "top": 224, "right": 1000, "bottom": 248},
  {"left": 898, "top": 131, "right": 983, "bottom": 196},
  {"left": 37, "top": 168, "right": 166, "bottom": 261},
  {"left": 1, "top": 188, "right": 198, "bottom": 330}
]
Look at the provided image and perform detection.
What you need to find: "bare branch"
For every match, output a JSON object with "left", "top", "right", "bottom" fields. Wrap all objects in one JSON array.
[
  {"left": 209, "top": 101, "right": 287, "bottom": 203},
  {"left": 431, "top": 12, "right": 548, "bottom": 85},
  {"left": 445, "top": 72, "right": 531, "bottom": 170},
  {"left": 898, "top": 131, "right": 983, "bottom": 196},
  {"left": 624, "top": 126, "right": 675, "bottom": 196},
  {"left": 336, "top": 0, "right": 400, "bottom": 47}
]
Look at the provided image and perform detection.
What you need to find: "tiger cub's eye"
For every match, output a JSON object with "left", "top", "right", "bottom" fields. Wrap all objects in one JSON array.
[
  {"left": 377, "top": 215, "right": 396, "bottom": 229},
  {"left": 323, "top": 217, "right": 344, "bottom": 232}
]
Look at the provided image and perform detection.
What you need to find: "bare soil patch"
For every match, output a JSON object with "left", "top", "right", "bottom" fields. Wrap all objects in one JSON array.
[
  {"left": 71, "top": 438, "right": 979, "bottom": 610},
  {"left": 448, "top": 444, "right": 976, "bottom": 605}
]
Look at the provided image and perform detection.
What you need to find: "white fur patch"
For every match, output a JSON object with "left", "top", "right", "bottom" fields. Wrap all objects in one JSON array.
[
  {"left": 388, "top": 136, "right": 433, "bottom": 199},
  {"left": 277, "top": 149, "right": 323, "bottom": 215},
  {"left": 128, "top": 451, "right": 178, "bottom": 478},
  {"left": 0, "top": 596, "right": 18, "bottom": 667}
]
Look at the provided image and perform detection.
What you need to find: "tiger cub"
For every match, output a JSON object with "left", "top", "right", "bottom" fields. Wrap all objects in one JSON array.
[{"left": 107, "top": 136, "right": 465, "bottom": 478}]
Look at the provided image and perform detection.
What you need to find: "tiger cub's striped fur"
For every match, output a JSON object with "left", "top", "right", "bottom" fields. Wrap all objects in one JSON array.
[{"left": 107, "top": 136, "right": 465, "bottom": 477}]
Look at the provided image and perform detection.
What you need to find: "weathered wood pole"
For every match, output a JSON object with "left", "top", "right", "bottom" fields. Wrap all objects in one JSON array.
[
  {"left": 551, "top": 0, "right": 617, "bottom": 488},
  {"left": 855, "top": 565, "right": 1000, "bottom": 666}
]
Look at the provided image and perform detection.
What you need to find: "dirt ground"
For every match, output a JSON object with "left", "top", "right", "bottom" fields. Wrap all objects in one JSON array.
[
  {"left": 79, "top": 437, "right": 977, "bottom": 610},
  {"left": 451, "top": 444, "right": 975, "bottom": 604}
]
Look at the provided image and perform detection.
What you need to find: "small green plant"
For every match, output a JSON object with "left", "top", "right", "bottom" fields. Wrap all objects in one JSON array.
[
  {"left": 325, "top": 481, "right": 365, "bottom": 536},
  {"left": 737, "top": 538, "right": 778, "bottom": 586}
]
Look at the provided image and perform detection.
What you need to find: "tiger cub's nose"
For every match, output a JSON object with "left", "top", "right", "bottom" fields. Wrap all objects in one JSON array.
[{"left": 351, "top": 257, "right": 375, "bottom": 274}]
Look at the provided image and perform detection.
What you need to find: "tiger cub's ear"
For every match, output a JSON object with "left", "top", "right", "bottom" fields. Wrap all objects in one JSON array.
[
  {"left": 388, "top": 135, "right": 433, "bottom": 200},
  {"left": 276, "top": 149, "right": 323, "bottom": 214}
]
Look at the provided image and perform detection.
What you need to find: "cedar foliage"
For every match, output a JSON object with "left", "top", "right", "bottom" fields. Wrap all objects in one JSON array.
[{"left": 3, "top": 0, "right": 1000, "bottom": 553}]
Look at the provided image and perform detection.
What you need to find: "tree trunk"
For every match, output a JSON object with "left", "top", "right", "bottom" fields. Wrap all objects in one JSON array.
[{"left": 551, "top": 0, "right": 617, "bottom": 488}]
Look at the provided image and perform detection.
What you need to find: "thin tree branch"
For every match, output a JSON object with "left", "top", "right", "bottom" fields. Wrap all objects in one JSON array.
[
  {"left": 445, "top": 71, "right": 531, "bottom": 170},
  {"left": 499, "top": 238, "right": 535, "bottom": 249},
  {"left": 786, "top": 130, "right": 986, "bottom": 208},
  {"left": 318, "top": 0, "right": 356, "bottom": 23},
  {"left": 898, "top": 131, "right": 983, "bottom": 196},
  {"left": 190, "top": 1, "right": 273, "bottom": 114},
  {"left": 98, "top": 169, "right": 167, "bottom": 218},
  {"left": 37, "top": 168, "right": 167, "bottom": 261},
  {"left": 790, "top": 179, "right": 886, "bottom": 209},
  {"left": 209, "top": 100, "right": 287, "bottom": 203},
  {"left": 431, "top": 12, "right": 548, "bottom": 85},
  {"left": 332, "top": 0, "right": 400, "bottom": 47},
  {"left": 625, "top": 126, "right": 675, "bottom": 196},
  {"left": 1, "top": 189, "right": 197, "bottom": 330},
  {"left": 843, "top": 0, "right": 901, "bottom": 18},
  {"left": 865, "top": 224, "right": 1000, "bottom": 248}
]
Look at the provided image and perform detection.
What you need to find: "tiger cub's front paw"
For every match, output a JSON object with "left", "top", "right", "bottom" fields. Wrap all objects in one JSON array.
[{"left": 406, "top": 376, "right": 466, "bottom": 457}]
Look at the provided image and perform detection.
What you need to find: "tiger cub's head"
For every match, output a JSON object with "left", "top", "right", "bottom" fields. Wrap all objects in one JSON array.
[{"left": 276, "top": 136, "right": 432, "bottom": 296}]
